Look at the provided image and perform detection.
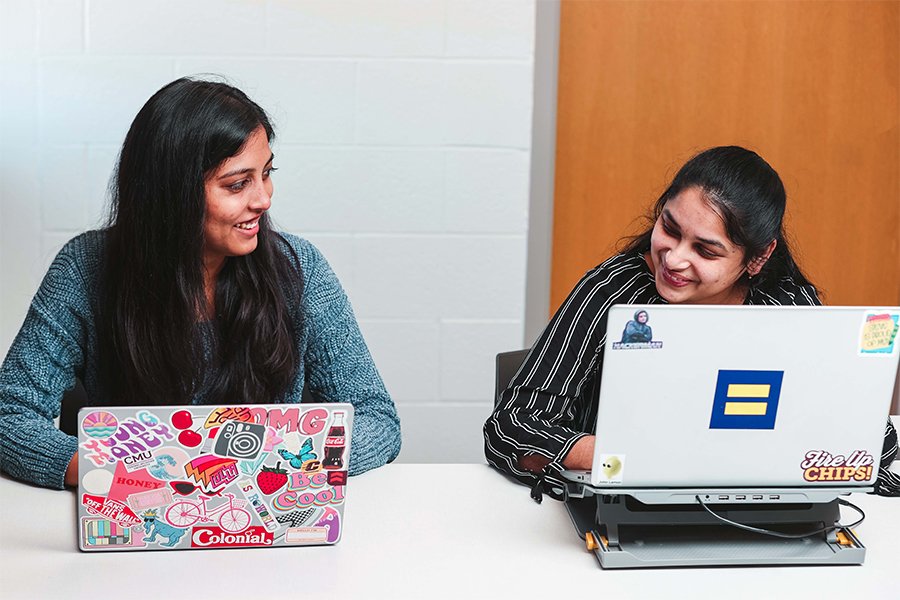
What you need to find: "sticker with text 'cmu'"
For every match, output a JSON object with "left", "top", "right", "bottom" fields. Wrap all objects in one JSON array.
[
  {"left": 859, "top": 313, "right": 899, "bottom": 355},
  {"left": 709, "top": 370, "right": 784, "bottom": 430}
]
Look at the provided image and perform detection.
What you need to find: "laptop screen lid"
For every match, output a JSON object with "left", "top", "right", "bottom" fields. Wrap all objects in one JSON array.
[
  {"left": 77, "top": 403, "right": 351, "bottom": 551},
  {"left": 587, "top": 305, "right": 898, "bottom": 490}
]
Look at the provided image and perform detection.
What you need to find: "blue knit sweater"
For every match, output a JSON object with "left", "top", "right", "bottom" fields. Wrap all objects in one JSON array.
[{"left": 0, "top": 231, "right": 401, "bottom": 489}]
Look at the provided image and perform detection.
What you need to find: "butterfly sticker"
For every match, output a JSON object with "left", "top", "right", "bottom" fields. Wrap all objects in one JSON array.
[
  {"left": 263, "top": 427, "right": 284, "bottom": 452},
  {"left": 278, "top": 439, "right": 317, "bottom": 469}
]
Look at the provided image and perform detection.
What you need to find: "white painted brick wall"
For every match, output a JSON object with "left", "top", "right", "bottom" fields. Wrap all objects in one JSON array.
[{"left": 0, "top": 0, "right": 536, "bottom": 465}]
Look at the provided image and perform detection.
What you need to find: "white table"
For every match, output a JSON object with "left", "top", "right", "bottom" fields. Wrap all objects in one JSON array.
[{"left": 1, "top": 463, "right": 899, "bottom": 600}]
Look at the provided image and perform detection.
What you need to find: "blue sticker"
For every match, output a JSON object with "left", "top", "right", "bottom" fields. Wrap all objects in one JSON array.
[{"left": 709, "top": 370, "right": 784, "bottom": 430}]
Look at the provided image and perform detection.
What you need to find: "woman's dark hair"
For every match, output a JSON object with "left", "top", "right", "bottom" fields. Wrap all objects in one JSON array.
[
  {"left": 100, "top": 77, "right": 302, "bottom": 406},
  {"left": 622, "top": 146, "right": 817, "bottom": 295}
]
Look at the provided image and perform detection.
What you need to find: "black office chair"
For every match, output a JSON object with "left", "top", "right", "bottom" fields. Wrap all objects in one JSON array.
[
  {"left": 495, "top": 349, "right": 530, "bottom": 408},
  {"left": 58, "top": 380, "right": 89, "bottom": 436}
]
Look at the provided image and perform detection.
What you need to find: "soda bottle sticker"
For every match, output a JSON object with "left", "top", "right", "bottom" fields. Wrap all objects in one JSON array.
[{"left": 327, "top": 411, "right": 346, "bottom": 438}]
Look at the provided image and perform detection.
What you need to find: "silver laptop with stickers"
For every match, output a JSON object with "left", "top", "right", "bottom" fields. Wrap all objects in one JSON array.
[
  {"left": 564, "top": 305, "right": 898, "bottom": 497},
  {"left": 77, "top": 403, "right": 351, "bottom": 551}
]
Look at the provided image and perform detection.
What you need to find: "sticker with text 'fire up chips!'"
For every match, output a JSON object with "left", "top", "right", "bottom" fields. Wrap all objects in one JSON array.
[{"left": 859, "top": 313, "right": 899, "bottom": 355}]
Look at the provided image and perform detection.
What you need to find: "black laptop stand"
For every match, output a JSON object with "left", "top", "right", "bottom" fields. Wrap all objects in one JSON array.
[{"left": 563, "top": 482, "right": 866, "bottom": 568}]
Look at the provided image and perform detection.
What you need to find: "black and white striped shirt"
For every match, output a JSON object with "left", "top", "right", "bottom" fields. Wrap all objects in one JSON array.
[{"left": 483, "top": 250, "right": 899, "bottom": 499}]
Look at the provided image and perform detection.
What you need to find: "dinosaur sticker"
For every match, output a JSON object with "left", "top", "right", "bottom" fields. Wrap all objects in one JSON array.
[{"left": 140, "top": 509, "right": 187, "bottom": 547}]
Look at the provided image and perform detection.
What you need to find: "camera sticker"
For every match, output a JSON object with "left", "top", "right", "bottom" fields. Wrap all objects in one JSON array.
[{"left": 214, "top": 420, "right": 267, "bottom": 461}]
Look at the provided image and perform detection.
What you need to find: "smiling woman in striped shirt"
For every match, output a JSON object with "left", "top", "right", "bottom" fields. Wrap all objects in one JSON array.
[{"left": 484, "top": 146, "right": 899, "bottom": 500}]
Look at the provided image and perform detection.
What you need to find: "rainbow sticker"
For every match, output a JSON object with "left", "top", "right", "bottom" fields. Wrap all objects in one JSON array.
[{"left": 82, "top": 411, "right": 118, "bottom": 438}]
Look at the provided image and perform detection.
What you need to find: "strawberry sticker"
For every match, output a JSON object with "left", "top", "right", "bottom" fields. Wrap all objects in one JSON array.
[{"left": 256, "top": 462, "right": 288, "bottom": 495}]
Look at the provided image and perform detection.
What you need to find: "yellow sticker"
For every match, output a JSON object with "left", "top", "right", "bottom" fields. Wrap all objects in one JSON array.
[
  {"left": 596, "top": 454, "right": 625, "bottom": 484},
  {"left": 860, "top": 313, "right": 899, "bottom": 354}
]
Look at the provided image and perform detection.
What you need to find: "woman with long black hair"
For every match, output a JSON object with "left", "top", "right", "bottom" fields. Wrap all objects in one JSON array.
[
  {"left": 0, "top": 78, "right": 401, "bottom": 489},
  {"left": 484, "top": 146, "right": 899, "bottom": 499}
]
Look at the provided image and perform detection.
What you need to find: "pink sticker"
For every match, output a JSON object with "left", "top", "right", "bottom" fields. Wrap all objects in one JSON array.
[
  {"left": 82, "top": 494, "right": 142, "bottom": 526},
  {"left": 107, "top": 462, "right": 166, "bottom": 503},
  {"left": 127, "top": 487, "right": 174, "bottom": 512},
  {"left": 183, "top": 455, "right": 239, "bottom": 492}
]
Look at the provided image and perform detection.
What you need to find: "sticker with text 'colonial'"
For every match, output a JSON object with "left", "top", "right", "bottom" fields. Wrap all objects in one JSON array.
[{"left": 709, "top": 370, "right": 783, "bottom": 430}]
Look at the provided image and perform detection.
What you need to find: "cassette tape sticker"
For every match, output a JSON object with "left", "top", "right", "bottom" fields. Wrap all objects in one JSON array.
[
  {"left": 82, "top": 517, "right": 146, "bottom": 548},
  {"left": 859, "top": 313, "right": 899, "bottom": 355}
]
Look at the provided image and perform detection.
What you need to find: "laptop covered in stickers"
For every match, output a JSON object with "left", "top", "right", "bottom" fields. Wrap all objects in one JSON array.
[
  {"left": 562, "top": 305, "right": 899, "bottom": 498},
  {"left": 76, "top": 403, "right": 352, "bottom": 551}
]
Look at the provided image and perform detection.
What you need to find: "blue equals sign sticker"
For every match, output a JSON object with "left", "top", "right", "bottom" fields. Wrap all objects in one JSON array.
[{"left": 709, "top": 370, "right": 784, "bottom": 430}]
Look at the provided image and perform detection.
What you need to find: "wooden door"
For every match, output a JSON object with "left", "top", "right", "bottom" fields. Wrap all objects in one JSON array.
[{"left": 551, "top": 0, "right": 899, "bottom": 312}]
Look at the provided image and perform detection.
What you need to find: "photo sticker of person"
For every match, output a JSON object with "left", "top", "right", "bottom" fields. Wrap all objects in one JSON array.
[
  {"left": 621, "top": 310, "right": 652, "bottom": 343},
  {"left": 612, "top": 310, "right": 663, "bottom": 350}
]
